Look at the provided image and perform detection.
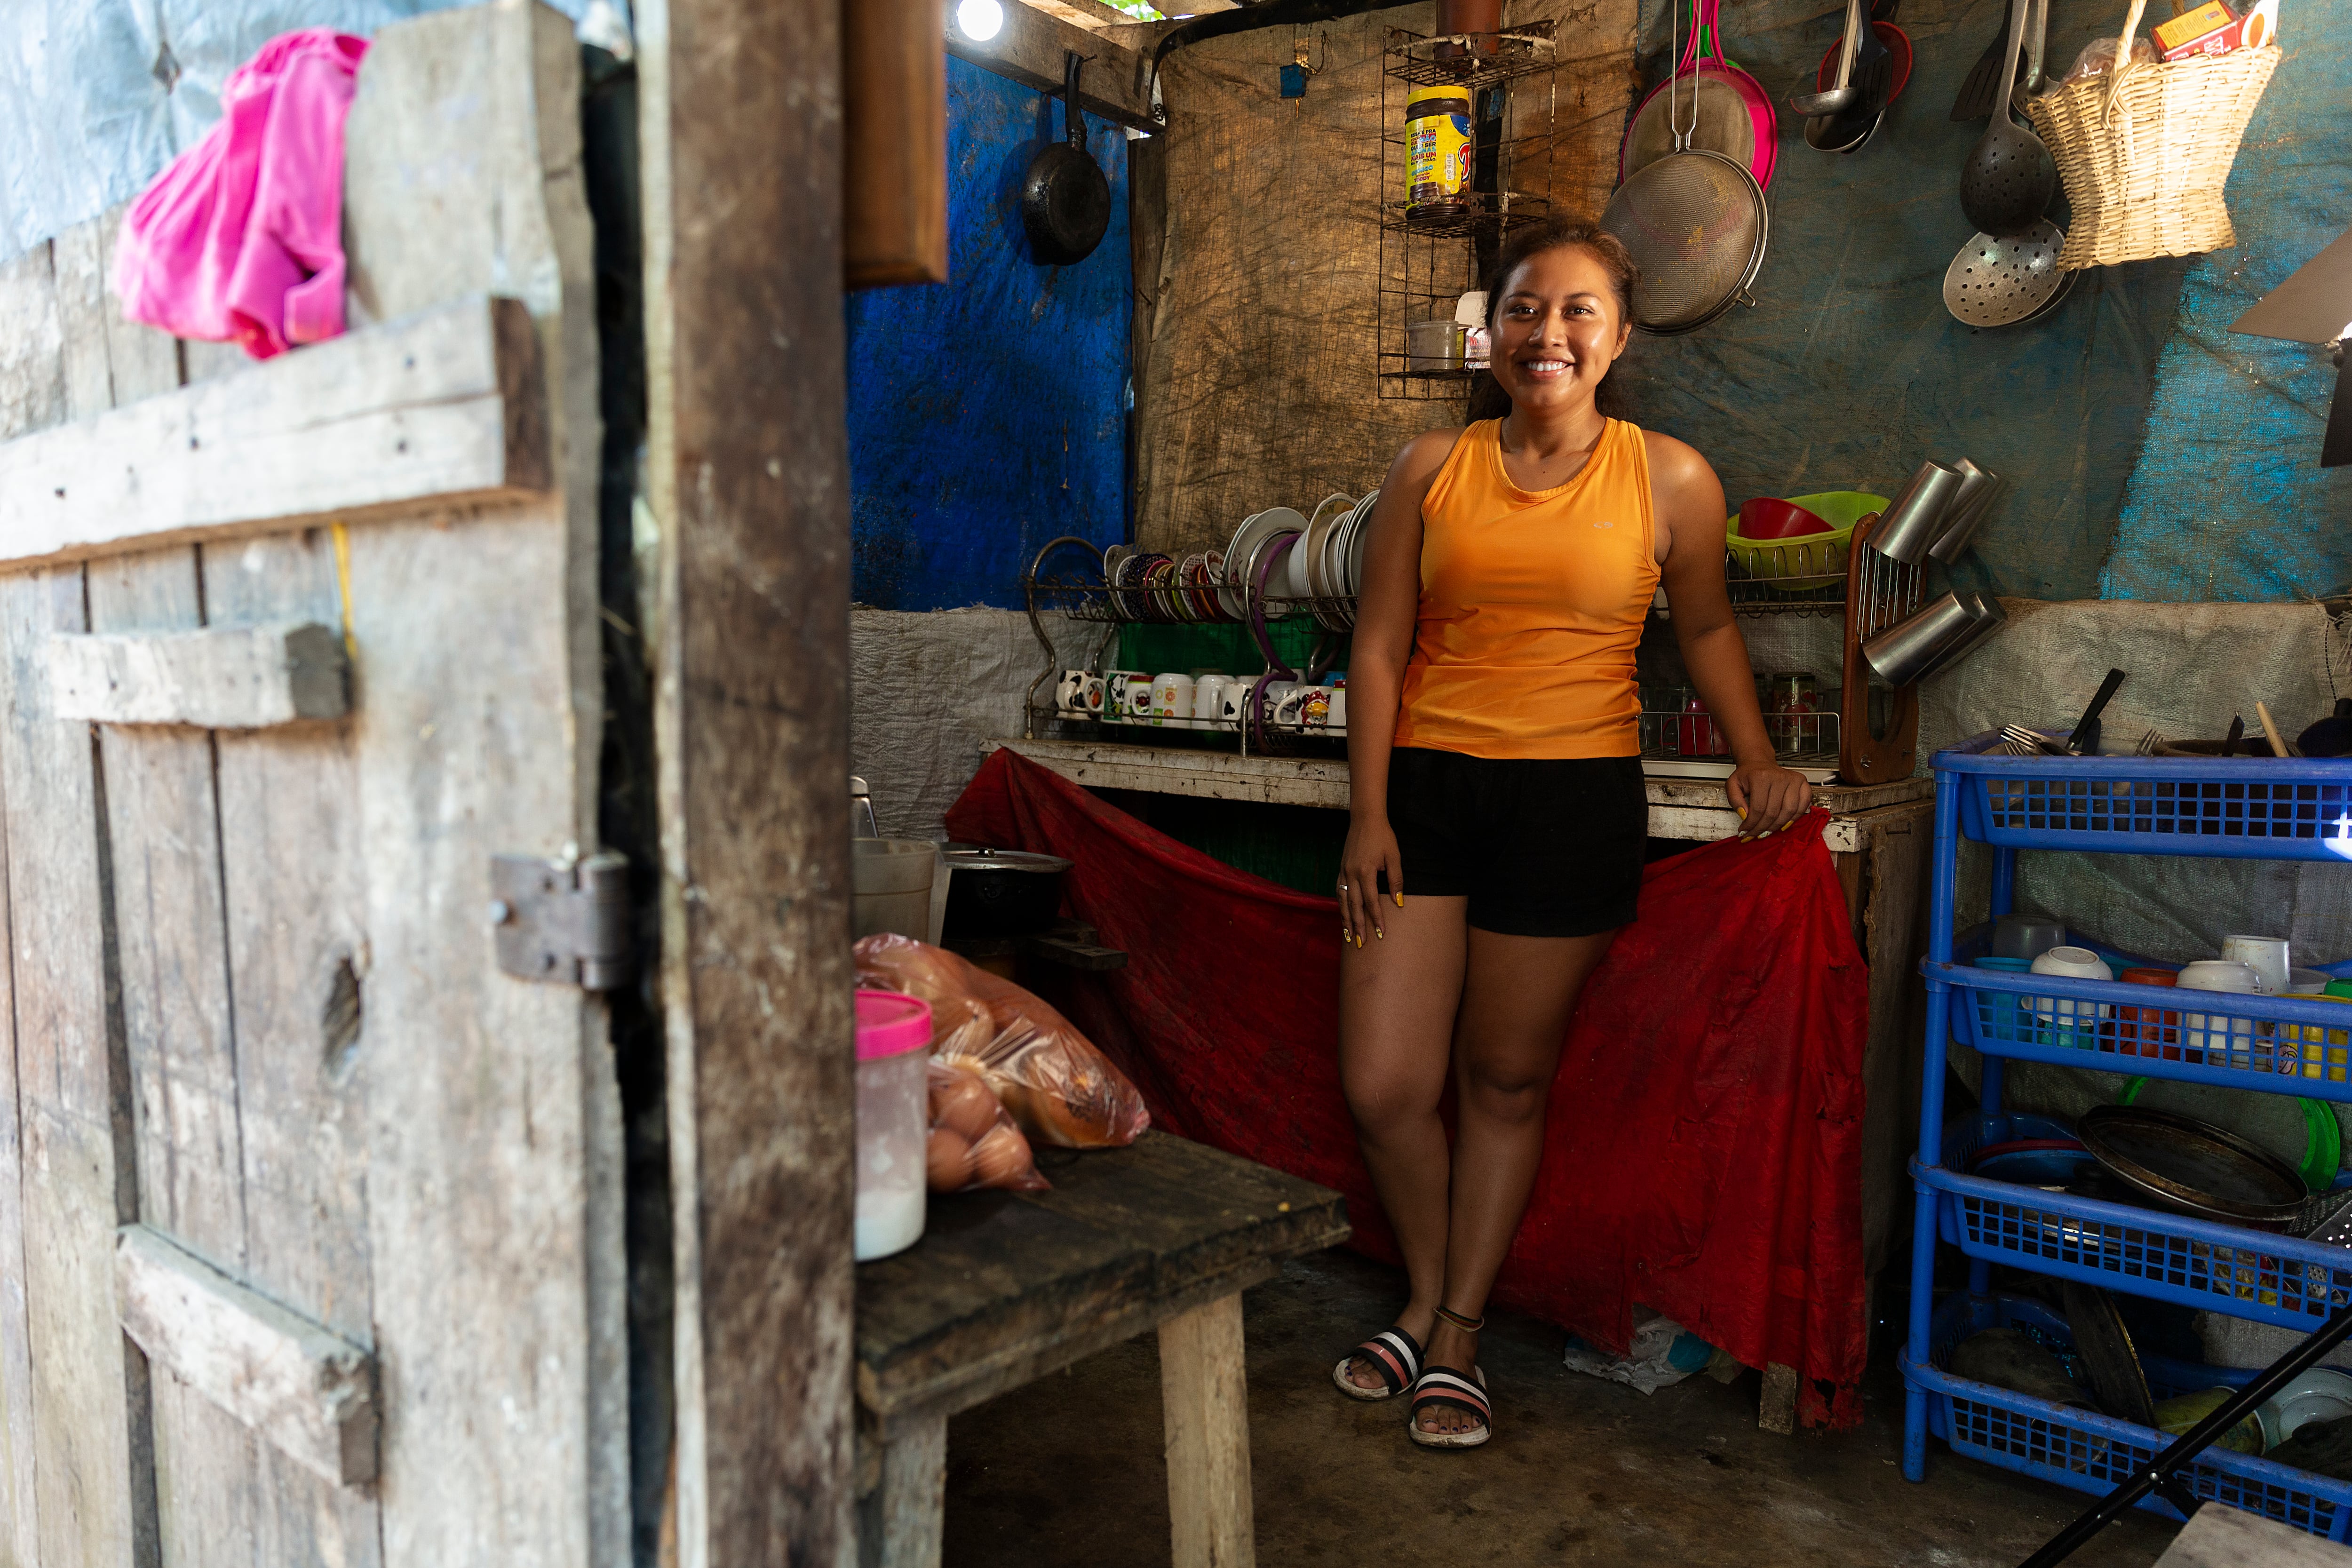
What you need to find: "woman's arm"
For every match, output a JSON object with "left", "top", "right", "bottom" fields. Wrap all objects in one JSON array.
[
  {"left": 1649, "top": 435, "right": 1813, "bottom": 839},
  {"left": 1339, "top": 429, "right": 1457, "bottom": 945}
]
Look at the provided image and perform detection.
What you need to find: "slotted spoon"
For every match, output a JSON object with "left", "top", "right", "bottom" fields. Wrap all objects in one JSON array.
[
  {"left": 1957, "top": 0, "right": 2057, "bottom": 236},
  {"left": 1942, "top": 220, "right": 2066, "bottom": 327}
]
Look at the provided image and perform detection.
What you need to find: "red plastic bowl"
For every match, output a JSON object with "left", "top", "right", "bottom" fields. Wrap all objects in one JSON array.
[{"left": 1739, "top": 497, "right": 1836, "bottom": 540}]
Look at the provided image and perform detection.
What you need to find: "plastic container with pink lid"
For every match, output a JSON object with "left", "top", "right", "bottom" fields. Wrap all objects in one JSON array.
[{"left": 856, "top": 989, "right": 934, "bottom": 1262}]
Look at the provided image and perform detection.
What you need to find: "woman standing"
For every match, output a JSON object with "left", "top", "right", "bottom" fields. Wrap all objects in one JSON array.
[{"left": 1330, "top": 219, "right": 1812, "bottom": 1448}]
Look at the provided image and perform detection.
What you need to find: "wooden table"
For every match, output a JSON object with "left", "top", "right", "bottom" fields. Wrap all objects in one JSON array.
[{"left": 855, "top": 1131, "right": 1349, "bottom": 1568}]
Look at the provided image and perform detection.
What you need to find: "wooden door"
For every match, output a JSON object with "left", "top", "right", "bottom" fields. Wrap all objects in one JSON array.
[{"left": 0, "top": 6, "right": 626, "bottom": 1567}]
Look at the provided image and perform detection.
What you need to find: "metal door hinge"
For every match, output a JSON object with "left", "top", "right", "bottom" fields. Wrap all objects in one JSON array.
[{"left": 489, "top": 851, "right": 634, "bottom": 990}]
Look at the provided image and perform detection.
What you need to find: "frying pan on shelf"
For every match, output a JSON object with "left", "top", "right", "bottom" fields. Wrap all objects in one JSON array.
[{"left": 1022, "top": 52, "right": 1111, "bottom": 266}]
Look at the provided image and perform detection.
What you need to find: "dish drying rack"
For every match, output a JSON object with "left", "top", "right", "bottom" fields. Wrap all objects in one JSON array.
[{"left": 1017, "top": 536, "right": 1353, "bottom": 751}]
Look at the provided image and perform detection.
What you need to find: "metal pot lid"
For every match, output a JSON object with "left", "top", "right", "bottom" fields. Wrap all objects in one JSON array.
[
  {"left": 2080, "top": 1105, "right": 2307, "bottom": 1222},
  {"left": 942, "top": 847, "right": 1073, "bottom": 874}
]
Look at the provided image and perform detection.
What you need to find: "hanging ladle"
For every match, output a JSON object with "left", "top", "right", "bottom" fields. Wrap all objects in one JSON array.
[
  {"left": 1790, "top": 0, "right": 1867, "bottom": 115},
  {"left": 1956, "top": 0, "right": 2057, "bottom": 236}
]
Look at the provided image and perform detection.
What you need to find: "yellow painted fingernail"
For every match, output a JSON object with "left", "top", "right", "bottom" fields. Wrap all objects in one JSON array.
[
  {"left": 1736, "top": 806, "right": 1748, "bottom": 817},
  {"left": 1394, "top": 891, "right": 1405, "bottom": 907},
  {"left": 1376, "top": 929, "right": 1384, "bottom": 939}
]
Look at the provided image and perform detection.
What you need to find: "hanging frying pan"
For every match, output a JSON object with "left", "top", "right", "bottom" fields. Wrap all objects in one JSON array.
[{"left": 1022, "top": 51, "right": 1111, "bottom": 266}]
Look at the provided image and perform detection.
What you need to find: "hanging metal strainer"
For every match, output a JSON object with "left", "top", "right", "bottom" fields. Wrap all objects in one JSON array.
[
  {"left": 1941, "top": 219, "right": 2066, "bottom": 327},
  {"left": 1601, "top": 0, "right": 1771, "bottom": 336}
]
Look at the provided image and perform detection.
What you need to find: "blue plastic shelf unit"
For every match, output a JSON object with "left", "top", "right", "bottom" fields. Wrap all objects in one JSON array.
[
  {"left": 1908, "top": 1292, "right": 2352, "bottom": 1537},
  {"left": 1902, "top": 734, "right": 2352, "bottom": 1539}
]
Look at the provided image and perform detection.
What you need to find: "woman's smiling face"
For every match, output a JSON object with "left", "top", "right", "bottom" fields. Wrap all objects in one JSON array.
[{"left": 1487, "top": 244, "right": 1632, "bottom": 416}]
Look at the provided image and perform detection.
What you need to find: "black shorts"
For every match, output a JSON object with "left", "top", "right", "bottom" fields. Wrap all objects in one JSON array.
[{"left": 1382, "top": 748, "right": 1646, "bottom": 938}]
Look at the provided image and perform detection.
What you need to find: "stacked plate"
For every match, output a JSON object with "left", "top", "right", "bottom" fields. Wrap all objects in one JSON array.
[
  {"left": 1221, "top": 507, "right": 1306, "bottom": 621},
  {"left": 1311, "top": 490, "right": 1379, "bottom": 629}
]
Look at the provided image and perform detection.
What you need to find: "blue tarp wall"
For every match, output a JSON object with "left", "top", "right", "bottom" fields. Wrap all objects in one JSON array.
[
  {"left": 1614, "top": 0, "right": 2351, "bottom": 603},
  {"left": 843, "top": 55, "right": 1131, "bottom": 612}
]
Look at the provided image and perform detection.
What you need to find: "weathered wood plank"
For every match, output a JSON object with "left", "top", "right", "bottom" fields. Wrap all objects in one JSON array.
[
  {"left": 88, "top": 542, "right": 271, "bottom": 1568},
  {"left": 0, "top": 236, "right": 157, "bottom": 1568},
  {"left": 0, "top": 789, "right": 29, "bottom": 1568},
  {"left": 845, "top": 0, "right": 948, "bottom": 289},
  {"left": 641, "top": 0, "right": 859, "bottom": 1558},
  {"left": 0, "top": 214, "right": 49, "bottom": 1568},
  {"left": 341, "top": 6, "right": 623, "bottom": 1567},
  {"left": 857, "top": 1134, "right": 1347, "bottom": 1421},
  {"left": 2157, "top": 1500, "right": 2352, "bottom": 1565},
  {"left": 1159, "top": 1291, "right": 1253, "bottom": 1568},
  {"left": 0, "top": 293, "right": 549, "bottom": 573},
  {"left": 114, "top": 1225, "right": 376, "bottom": 1488},
  {"left": 203, "top": 530, "right": 384, "bottom": 1568},
  {"left": 46, "top": 621, "right": 350, "bottom": 728},
  {"left": 4, "top": 586, "right": 160, "bottom": 1568},
  {"left": 987, "top": 738, "right": 1912, "bottom": 848}
]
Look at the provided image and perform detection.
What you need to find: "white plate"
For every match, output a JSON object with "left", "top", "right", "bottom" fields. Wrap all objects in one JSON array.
[
  {"left": 1301, "top": 493, "right": 1352, "bottom": 600},
  {"left": 1343, "top": 490, "right": 1379, "bottom": 597},
  {"left": 1225, "top": 508, "right": 1305, "bottom": 621},
  {"left": 1218, "top": 513, "right": 1264, "bottom": 621}
]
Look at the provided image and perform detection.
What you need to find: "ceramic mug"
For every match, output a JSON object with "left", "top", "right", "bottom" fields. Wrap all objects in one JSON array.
[
  {"left": 1056, "top": 669, "right": 1105, "bottom": 717},
  {"left": 1194, "top": 674, "right": 1230, "bottom": 730},
  {"left": 2221, "top": 934, "right": 2292, "bottom": 994},
  {"left": 1152, "top": 672, "right": 1195, "bottom": 728},
  {"left": 1120, "top": 673, "right": 1155, "bottom": 722},
  {"left": 1221, "top": 679, "right": 1259, "bottom": 727},
  {"left": 2177, "top": 958, "right": 2262, "bottom": 1065},
  {"left": 2028, "top": 945, "right": 2113, "bottom": 1047},
  {"left": 1327, "top": 686, "right": 1347, "bottom": 732},
  {"left": 1103, "top": 670, "right": 1146, "bottom": 725},
  {"left": 1263, "top": 681, "right": 1301, "bottom": 728}
]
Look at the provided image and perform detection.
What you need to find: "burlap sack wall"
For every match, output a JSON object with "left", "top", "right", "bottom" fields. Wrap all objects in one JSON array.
[{"left": 1132, "top": 1, "right": 1639, "bottom": 556}]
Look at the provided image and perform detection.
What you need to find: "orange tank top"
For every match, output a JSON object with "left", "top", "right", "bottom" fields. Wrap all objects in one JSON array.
[{"left": 1391, "top": 417, "right": 1658, "bottom": 760}]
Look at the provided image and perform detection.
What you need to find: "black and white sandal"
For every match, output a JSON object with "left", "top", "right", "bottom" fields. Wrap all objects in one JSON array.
[
  {"left": 1330, "top": 1326, "right": 1423, "bottom": 1401},
  {"left": 1408, "top": 1307, "right": 1490, "bottom": 1449}
]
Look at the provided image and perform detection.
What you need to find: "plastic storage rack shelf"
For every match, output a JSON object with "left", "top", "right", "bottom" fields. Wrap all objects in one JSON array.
[
  {"left": 1936, "top": 962, "right": 2352, "bottom": 1095},
  {"left": 1901, "top": 736, "right": 2352, "bottom": 1537},
  {"left": 1908, "top": 1292, "right": 2352, "bottom": 1537},
  {"left": 1943, "top": 742, "right": 2352, "bottom": 861}
]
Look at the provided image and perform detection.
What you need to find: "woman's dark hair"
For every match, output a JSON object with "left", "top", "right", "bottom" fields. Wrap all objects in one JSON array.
[{"left": 1465, "top": 219, "right": 1639, "bottom": 421}]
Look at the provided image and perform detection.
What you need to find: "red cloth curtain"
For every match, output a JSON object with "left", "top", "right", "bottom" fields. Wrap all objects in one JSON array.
[{"left": 948, "top": 748, "right": 1870, "bottom": 1428}]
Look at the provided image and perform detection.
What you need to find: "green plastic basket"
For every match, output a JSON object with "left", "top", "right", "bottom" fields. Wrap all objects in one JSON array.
[{"left": 1723, "top": 490, "right": 1886, "bottom": 595}]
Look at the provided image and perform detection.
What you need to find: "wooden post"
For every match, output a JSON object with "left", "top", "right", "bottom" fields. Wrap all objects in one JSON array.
[
  {"left": 844, "top": 0, "right": 949, "bottom": 288},
  {"left": 1158, "top": 1292, "right": 1255, "bottom": 1568},
  {"left": 856, "top": 1416, "right": 946, "bottom": 1568},
  {"left": 638, "top": 0, "right": 858, "bottom": 1562}
]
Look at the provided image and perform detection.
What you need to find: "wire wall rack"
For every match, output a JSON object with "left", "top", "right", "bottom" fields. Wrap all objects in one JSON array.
[{"left": 1377, "top": 23, "right": 1561, "bottom": 399}]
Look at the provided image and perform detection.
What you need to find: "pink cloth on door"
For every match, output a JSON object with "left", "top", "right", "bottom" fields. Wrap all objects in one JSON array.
[{"left": 113, "top": 29, "right": 369, "bottom": 360}]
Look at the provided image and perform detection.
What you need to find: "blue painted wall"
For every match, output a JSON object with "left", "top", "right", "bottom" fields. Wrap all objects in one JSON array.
[
  {"left": 845, "top": 55, "right": 1131, "bottom": 612},
  {"left": 1615, "top": 0, "right": 2348, "bottom": 603}
]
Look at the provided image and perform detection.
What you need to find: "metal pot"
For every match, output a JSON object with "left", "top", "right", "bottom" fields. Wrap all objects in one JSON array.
[{"left": 941, "top": 847, "right": 1073, "bottom": 939}]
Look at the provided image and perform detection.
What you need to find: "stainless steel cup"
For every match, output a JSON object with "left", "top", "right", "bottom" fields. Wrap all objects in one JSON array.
[
  {"left": 1914, "top": 592, "right": 2009, "bottom": 679},
  {"left": 1871, "top": 460, "right": 1964, "bottom": 565},
  {"left": 1931, "top": 464, "right": 2009, "bottom": 563},
  {"left": 1861, "top": 591, "right": 1974, "bottom": 686}
]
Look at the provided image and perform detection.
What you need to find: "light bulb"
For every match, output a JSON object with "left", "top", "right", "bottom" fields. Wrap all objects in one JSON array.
[{"left": 957, "top": 0, "right": 1004, "bottom": 41}]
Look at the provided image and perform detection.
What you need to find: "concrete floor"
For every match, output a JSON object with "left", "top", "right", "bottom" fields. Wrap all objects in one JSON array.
[{"left": 942, "top": 1248, "right": 2180, "bottom": 1567}]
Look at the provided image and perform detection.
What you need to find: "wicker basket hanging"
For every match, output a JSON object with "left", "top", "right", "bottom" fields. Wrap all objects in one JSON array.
[{"left": 2023, "top": 0, "right": 2280, "bottom": 271}]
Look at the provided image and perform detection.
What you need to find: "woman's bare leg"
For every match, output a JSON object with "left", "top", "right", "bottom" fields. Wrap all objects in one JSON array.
[
  {"left": 1417, "top": 925, "right": 1617, "bottom": 1435},
  {"left": 1336, "top": 894, "right": 1469, "bottom": 1389}
]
